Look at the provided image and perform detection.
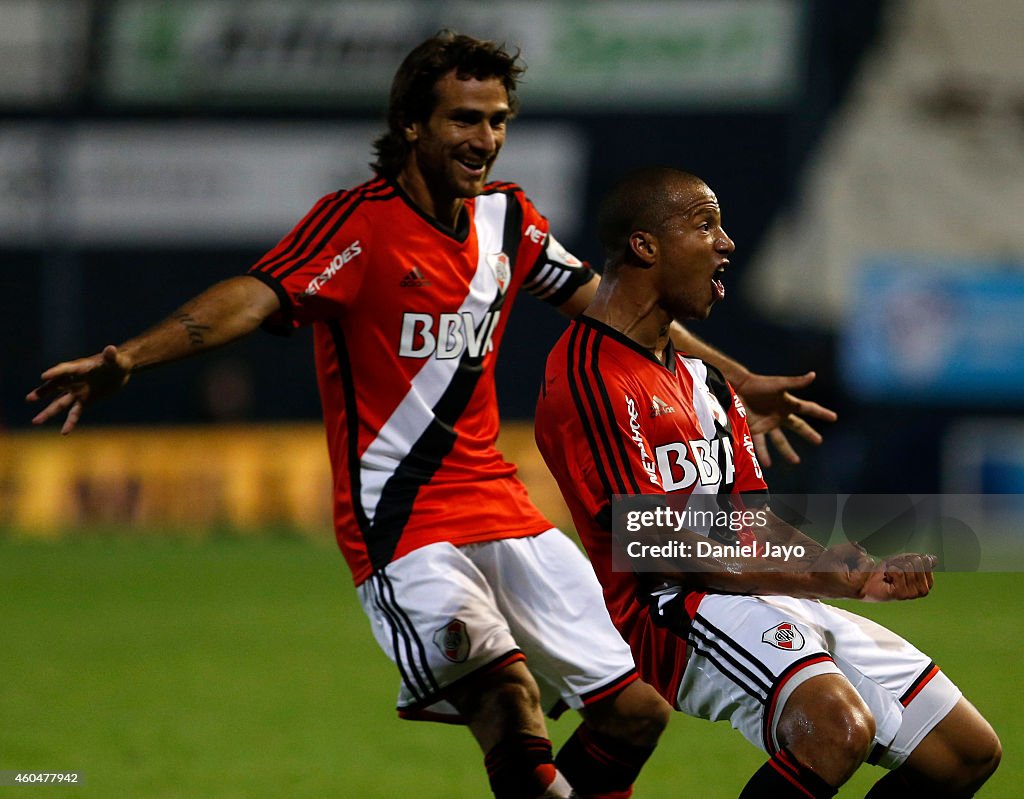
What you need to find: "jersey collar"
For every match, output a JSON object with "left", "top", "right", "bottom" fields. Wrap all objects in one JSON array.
[
  {"left": 575, "top": 315, "right": 677, "bottom": 374},
  {"left": 388, "top": 177, "right": 471, "bottom": 242}
]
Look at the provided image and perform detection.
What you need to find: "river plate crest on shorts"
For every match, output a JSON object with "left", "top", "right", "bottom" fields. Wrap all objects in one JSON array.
[
  {"left": 434, "top": 619, "right": 471, "bottom": 663},
  {"left": 762, "top": 622, "right": 805, "bottom": 651},
  {"left": 487, "top": 252, "right": 510, "bottom": 295}
]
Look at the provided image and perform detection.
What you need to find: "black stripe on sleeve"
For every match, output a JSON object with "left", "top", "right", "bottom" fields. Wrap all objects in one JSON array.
[
  {"left": 543, "top": 264, "right": 596, "bottom": 308},
  {"left": 252, "top": 178, "right": 387, "bottom": 281},
  {"left": 245, "top": 271, "right": 295, "bottom": 336},
  {"left": 249, "top": 186, "right": 395, "bottom": 332},
  {"left": 251, "top": 189, "right": 347, "bottom": 278},
  {"left": 272, "top": 184, "right": 395, "bottom": 284}
]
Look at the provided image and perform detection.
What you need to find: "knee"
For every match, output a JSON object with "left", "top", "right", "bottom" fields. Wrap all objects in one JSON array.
[
  {"left": 803, "top": 692, "right": 875, "bottom": 765},
  {"left": 779, "top": 677, "right": 875, "bottom": 778},
  {"left": 452, "top": 662, "right": 543, "bottom": 724},
  {"left": 970, "top": 732, "right": 1002, "bottom": 785},
  {"left": 906, "top": 698, "right": 1001, "bottom": 795},
  {"left": 615, "top": 682, "right": 672, "bottom": 746},
  {"left": 950, "top": 722, "right": 1001, "bottom": 789},
  {"left": 485, "top": 665, "right": 544, "bottom": 716},
  {"left": 582, "top": 680, "right": 672, "bottom": 748},
  {"left": 834, "top": 700, "right": 876, "bottom": 765}
]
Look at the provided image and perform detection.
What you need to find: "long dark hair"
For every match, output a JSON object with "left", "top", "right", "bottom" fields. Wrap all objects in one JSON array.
[{"left": 370, "top": 31, "right": 524, "bottom": 177}]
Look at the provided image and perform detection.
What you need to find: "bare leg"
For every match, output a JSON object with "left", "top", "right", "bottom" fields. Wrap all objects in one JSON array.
[
  {"left": 448, "top": 659, "right": 549, "bottom": 751},
  {"left": 776, "top": 673, "right": 876, "bottom": 787},
  {"left": 554, "top": 680, "right": 670, "bottom": 797},
  {"left": 869, "top": 697, "right": 1000, "bottom": 797},
  {"left": 577, "top": 679, "right": 670, "bottom": 747},
  {"left": 448, "top": 660, "right": 573, "bottom": 799}
]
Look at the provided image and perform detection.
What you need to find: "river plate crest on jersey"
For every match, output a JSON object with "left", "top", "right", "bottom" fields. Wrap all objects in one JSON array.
[
  {"left": 487, "top": 252, "right": 510, "bottom": 295},
  {"left": 761, "top": 621, "right": 805, "bottom": 651},
  {"left": 434, "top": 619, "right": 471, "bottom": 662}
]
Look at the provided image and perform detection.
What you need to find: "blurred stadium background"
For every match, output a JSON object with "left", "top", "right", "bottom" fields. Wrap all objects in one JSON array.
[{"left": 2, "top": 1, "right": 1023, "bottom": 796}]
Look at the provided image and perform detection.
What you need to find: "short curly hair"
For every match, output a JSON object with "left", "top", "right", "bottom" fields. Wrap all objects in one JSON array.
[{"left": 370, "top": 31, "right": 524, "bottom": 178}]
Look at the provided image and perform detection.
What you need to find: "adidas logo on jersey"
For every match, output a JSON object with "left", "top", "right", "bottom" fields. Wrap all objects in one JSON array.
[
  {"left": 400, "top": 266, "right": 431, "bottom": 287},
  {"left": 650, "top": 396, "right": 676, "bottom": 417}
]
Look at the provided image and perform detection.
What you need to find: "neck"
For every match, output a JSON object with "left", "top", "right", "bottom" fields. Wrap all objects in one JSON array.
[
  {"left": 584, "top": 279, "right": 672, "bottom": 363},
  {"left": 396, "top": 169, "right": 463, "bottom": 230}
]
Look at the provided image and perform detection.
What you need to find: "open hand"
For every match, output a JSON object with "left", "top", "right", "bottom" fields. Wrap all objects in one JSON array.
[
  {"left": 733, "top": 371, "right": 838, "bottom": 466},
  {"left": 26, "top": 345, "right": 131, "bottom": 434}
]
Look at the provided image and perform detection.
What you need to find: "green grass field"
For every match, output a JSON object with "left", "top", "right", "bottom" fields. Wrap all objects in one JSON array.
[{"left": 2, "top": 534, "right": 1021, "bottom": 798}]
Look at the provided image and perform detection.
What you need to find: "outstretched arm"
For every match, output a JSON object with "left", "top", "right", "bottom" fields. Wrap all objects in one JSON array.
[
  {"left": 557, "top": 276, "right": 837, "bottom": 466},
  {"left": 668, "top": 323, "right": 838, "bottom": 466},
  {"left": 27, "top": 275, "right": 280, "bottom": 434}
]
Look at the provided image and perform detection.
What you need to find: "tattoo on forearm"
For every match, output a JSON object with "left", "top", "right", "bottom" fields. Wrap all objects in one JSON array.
[{"left": 173, "top": 312, "right": 211, "bottom": 347}]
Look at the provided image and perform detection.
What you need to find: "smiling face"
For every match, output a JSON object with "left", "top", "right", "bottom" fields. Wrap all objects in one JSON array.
[
  {"left": 650, "top": 180, "right": 735, "bottom": 321},
  {"left": 400, "top": 70, "right": 510, "bottom": 221}
]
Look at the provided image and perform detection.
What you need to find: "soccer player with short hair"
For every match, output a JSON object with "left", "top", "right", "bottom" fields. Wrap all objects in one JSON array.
[
  {"left": 534, "top": 166, "right": 1001, "bottom": 798},
  {"left": 30, "top": 33, "right": 832, "bottom": 798}
]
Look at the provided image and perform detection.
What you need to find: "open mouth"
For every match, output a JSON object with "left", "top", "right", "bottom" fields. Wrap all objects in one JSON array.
[
  {"left": 712, "top": 266, "right": 726, "bottom": 300},
  {"left": 456, "top": 158, "right": 488, "bottom": 177}
]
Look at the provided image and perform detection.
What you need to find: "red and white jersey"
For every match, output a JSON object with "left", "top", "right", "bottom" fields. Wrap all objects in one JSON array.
[
  {"left": 249, "top": 177, "right": 594, "bottom": 584},
  {"left": 534, "top": 315, "right": 766, "bottom": 702}
]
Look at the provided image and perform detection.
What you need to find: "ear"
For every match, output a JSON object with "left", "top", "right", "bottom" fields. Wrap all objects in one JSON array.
[
  {"left": 628, "top": 231, "right": 657, "bottom": 267},
  {"left": 403, "top": 121, "right": 420, "bottom": 143}
]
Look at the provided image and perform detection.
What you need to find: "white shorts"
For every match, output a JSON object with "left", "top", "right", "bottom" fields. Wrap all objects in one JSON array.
[
  {"left": 356, "top": 529, "right": 638, "bottom": 722},
  {"left": 673, "top": 593, "right": 961, "bottom": 769}
]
